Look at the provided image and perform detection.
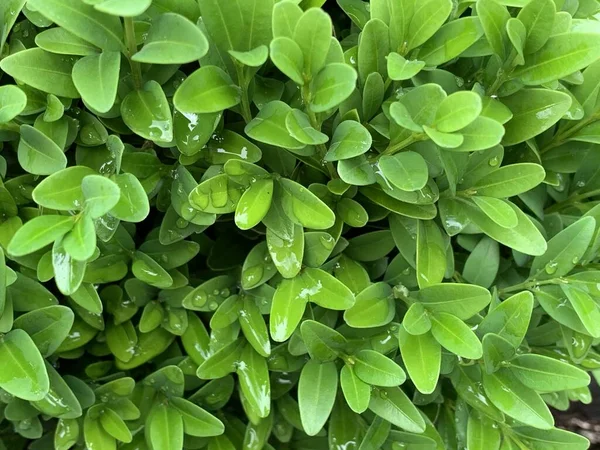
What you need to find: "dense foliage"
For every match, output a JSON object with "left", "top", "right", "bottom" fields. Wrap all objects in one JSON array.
[{"left": 1, "top": 0, "right": 600, "bottom": 448}]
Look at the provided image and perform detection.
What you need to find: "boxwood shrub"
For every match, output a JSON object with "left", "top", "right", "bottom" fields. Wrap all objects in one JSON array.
[{"left": 0, "top": 0, "right": 599, "bottom": 448}]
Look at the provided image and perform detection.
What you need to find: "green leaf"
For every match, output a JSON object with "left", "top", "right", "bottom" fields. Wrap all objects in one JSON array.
[
  {"left": 237, "top": 345, "right": 271, "bottom": 418},
  {"left": 512, "top": 33, "right": 600, "bottom": 85},
  {"left": 482, "top": 333, "right": 516, "bottom": 374},
  {"left": 406, "top": 0, "right": 452, "bottom": 51},
  {"left": 300, "top": 320, "right": 346, "bottom": 362},
  {"left": 513, "top": 427, "right": 590, "bottom": 450},
  {"left": 99, "top": 408, "right": 131, "bottom": 443},
  {"left": 471, "top": 197, "right": 518, "bottom": 228},
  {"left": 468, "top": 410, "right": 501, "bottom": 450},
  {"left": 419, "top": 17, "right": 485, "bottom": 66},
  {"left": 435, "top": 91, "right": 482, "bottom": 133},
  {"left": 430, "top": 312, "right": 483, "bottom": 359},
  {"left": 379, "top": 152, "right": 428, "bottom": 192},
  {"left": 0, "top": 47, "right": 79, "bottom": 97},
  {"left": 478, "top": 291, "right": 533, "bottom": 348},
  {"left": 285, "top": 109, "right": 328, "bottom": 145},
  {"left": 174, "top": 66, "right": 241, "bottom": 114},
  {"left": 358, "top": 19, "right": 389, "bottom": 82},
  {"left": 93, "top": 0, "right": 151, "bottom": 16},
  {"left": 324, "top": 121, "right": 372, "bottom": 161},
  {"left": 301, "top": 267, "right": 355, "bottom": 310},
  {"left": 482, "top": 369, "right": 554, "bottom": 429},
  {"left": 459, "top": 198, "right": 548, "bottom": 256},
  {"left": 121, "top": 80, "right": 173, "bottom": 143},
  {"left": 72, "top": 51, "right": 120, "bottom": 114},
  {"left": 84, "top": 412, "right": 115, "bottom": 450},
  {"left": 280, "top": 178, "right": 335, "bottom": 229},
  {"left": 310, "top": 63, "right": 358, "bottom": 113},
  {"left": 517, "top": 0, "right": 555, "bottom": 54},
  {"left": 239, "top": 297, "right": 271, "bottom": 357},
  {"left": 502, "top": 89, "right": 572, "bottom": 145},
  {"left": 340, "top": 365, "right": 370, "bottom": 413},
  {"left": 270, "top": 37, "right": 305, "bottom": 85},
  {"left": 463, "top": 237, "right": 500, "bottom": 288},
  {"left": 354, "top": 349, "right": 406, "bottom": 387},
  {"left": 235, "top": 179, "right": 273, "bottom": 230},
  {"left": 298, "top": 360, "right": 338, "bottom": 436},
  {"left": 229, "top": 45, "right": 269, "bottom": 67},
  {"left": 27, "top": 0, "right": 124, "bottom": 51},
  {"left": 344, "top": 282, "right": 395, "bottom": 328},
  {"left": 132, "top": 251, "right": 173, "bottom": 289},
  {"left": 110, "top": 173, "right": 150, "bottom": 222},
  {"left": 245, "top": 101, "right": 305, "bottom": 149},
  {"left": 0, "top": 85, "right": 27, "bottom": 123},
  {"left": 293, "top": 8, "right": 332, "bottom": 79},
  {"left": 272, "top": 1, "right": 303, "bottom": 39},
  {"left": 270, "top": 276, "right": 307, "bottom": 342},
  {"left": 81, "top": 175, "right": 121, "bottom": 219},
  {"left": 416, "top": 220, "right": 446, "bottom": 288},
  {"left": 417, "top": 283, "right": 491, "bottom": 320},
  {"left": 477, "top": 0, "right": 510, "bottom": 58},
  {"left": 35, "top": 27, "right": 99, "bottom": 56},
  {"left": 403, "top": 302, "right": 432, "bottom": 335},
  {"left": 530, "top": 216, "right": 595, "bottom": 280},
  {"left": 0, "top": 329, "right": 49, "bottom": 401},
  {"left": 53, "top": 237, "right": 86, "bottom": 295},
  {"left": 510, "top": 354, "right": 590, "bottom": 391},
  {"left": 13, "top": 305, "right": 74, "bottom": 357},
  {"left": 171, "top": 397, "right": 224, "bottom": 437},
  {"left": 8, "top": 215, "right": 74, "bottom": 257},
  {"left": 560, "top": 284, "right": 600, "bottom": 338},
  {"left": 368, "top": 386, "right": 426, "bottom": 433},
  {"left": 18, "top": 125, "right": 67, "bottom": 176},
  {"left": 387, "top": 52, "right": 425, "bottom": 81},
  {"left": 398, "top": 328, "right": 441, "bottom": 394},
  {"left": 63, "top": 215, "right": 96, "bottom": 261},
  {"left": 451, "top": 117, "right": 505, "bottom": 152},
  {"left": 147, "top": 403, "right": 184, "bottom": 450},
  {"left": 133, "top": 13, "right": 208, "bottom": 64}
]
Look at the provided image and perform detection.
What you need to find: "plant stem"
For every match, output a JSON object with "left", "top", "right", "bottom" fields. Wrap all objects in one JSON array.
[
  {"left": 544, "top": 188, "right": 600, "bottom": 214},
  {"left": 124, "top": 17, "right": 143, "bottom": 90},
  {"left": 301, "top": 84, "right": 338, "bottom": 178},
  {"left": 382, "top": 134, "right": 422, "bottom": 156},
  {"left": 540, "top": 113, "right": 600, "bottom": 154},
  {"left": 234, "top": 65, "right": 252, "bottom": 124},
  {"left": 499, "top": 278, "right": 562, "bottom": 295}
]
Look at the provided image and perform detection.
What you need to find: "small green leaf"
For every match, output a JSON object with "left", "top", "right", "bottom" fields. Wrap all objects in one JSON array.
[
  {"left": 72, "top": 51, "right": 120, "bottom": 113},
  {"left": 0, "top": 85, "right": 27, "bottom": 123},
  {"left": 0, "top": 329, "right": 49, "bottom": 401},
  {"left": 353, "top": 349, "right": 406, "bottom": 387},
  {"left": 298, "top": 360, "right": 338, "bottom": 436},
  {"left": 174, "top": 66, "right": 241, "bottom": 114},
  {"left": 121, "top": 81, "right": 173, "bottom": 143},
  {"left": 18, "top": 125, "right": 67, "bottom": 176},
  {"left": 8, "top": 215, "right": 74, "bottom": 257},
  {"left": 310, "top": 63, "right": 358, "bottom": 113},
  {"left": 387, "top": 53, "right": 425, "bottom": 81},
  {"left": 133, "top": 13, "right": 208, "bottom": 64},
  {"left": 430, "top": 312, "right": 483, "bottom": 359}
]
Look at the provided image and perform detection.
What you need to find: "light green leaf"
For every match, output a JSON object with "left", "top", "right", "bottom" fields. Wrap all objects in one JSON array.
[
  {"left": 310, "top": 63, "right": 358, "bottom": 113},
  {"left": 512, "top": 33, "right": 600, "bottom": 85},
  {"left": 482, "top": 369, "right": 553, "bottom": 429},
  {"left": 354, "top": 349, "right": 406, "bottom": 387},
  {"left": 379, "top": 152, "right": 428, "bottom": 192},
  {"left": 298, "top": 360, "right": 338, "bottom": 436},
  {"left": 502, "top": 89, "right": 571, "bottom": 145},
  {"left": 0, "top": 85, "right": 27, "bottom": 123},
  {"left": 478, "top": 291, "right": 533, "bottom": 347},
  {"left": 0, "top": 329, "right": 49, "bottom": 401},
  {"left": 324, "top": 121, "right": 372, "bottom": 161},
  {"left": 368, "top": 386, "right": 426, "bottom": 433},
  {"left": 72, "top": 51, "right": 119, "bottom": 114},
  {"left": 431, "top": 312, "right": 483, "bottom": 359},
  {"left": 81, "top": 175, "right": 121, "bottom": 219},
  {"left": 398, "top": 328, "right": 441, "bottom": 394},
  {"left": 406, "top": 0, "right": 453, "bottom": 51},
  {"left": 387, "top": 52, "right": 425, "bottom": 81},
  {"left": 435, "top": 91, "right": 482, "bottom": 133},
  {"left": 340, "top": 365, "right": 370, "bottom": 414},
  {"left": 8, "top": 215, "right": 74, "bottom": 257},
  {"left": 174, "top": 66, "right": 241, "bottom": 114},
  {"left": 270, "top": 37, "right": 305, "bottom": 85},
  {"left": 121, "top": 80, "right": 173, "bottom": 143},
  {"left": 293, "top": 8, "right": 332, "bottom": 79},
  {"left": 245, "top": 101, "right": 305, "bottom": 149},
  {"left": 27, "top": 0, "right": 124, "bottom": 51},
  {"left": 133, "top": 13, "right": 208, "bottom": 64}
]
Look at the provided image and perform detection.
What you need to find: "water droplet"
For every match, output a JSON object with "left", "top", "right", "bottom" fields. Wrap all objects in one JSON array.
[
  {"left": 192, "top": 291, "right": 207, "bottom": 307},
  {"left": 545, "top": 260, "right": 558, "bottom": 275},
  {"left": 220, "top": 288, "right": 230, "bottom": 297},
  {"left": 401, "top": 268, "right": 411, "bottom": 275},
  {"left": 320, "top": 234, "right": 335, "bottom": 250},
  {"left": 212, "top": 289, "right": 220, "bottom": 296},
  {"left": 208, "top": 301, "right": 219, "bottom": 310},
  {"left": 488, "top": 156, "right": 500, "bottom": 167},
  {"left": 572, "top": 256, "right": 580, "bottom": 264},
  {"left": 175, "top": 218, "right": 188, "bottom": 229},
  {"left": 576, "top": 180, "right": 586, "bottom": 188},
  {"left": 243, "top": 265, "right": 264, "bottom": 285},
  {"left": 379, "top": 389, "right": 388, "bottom": 399}
]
